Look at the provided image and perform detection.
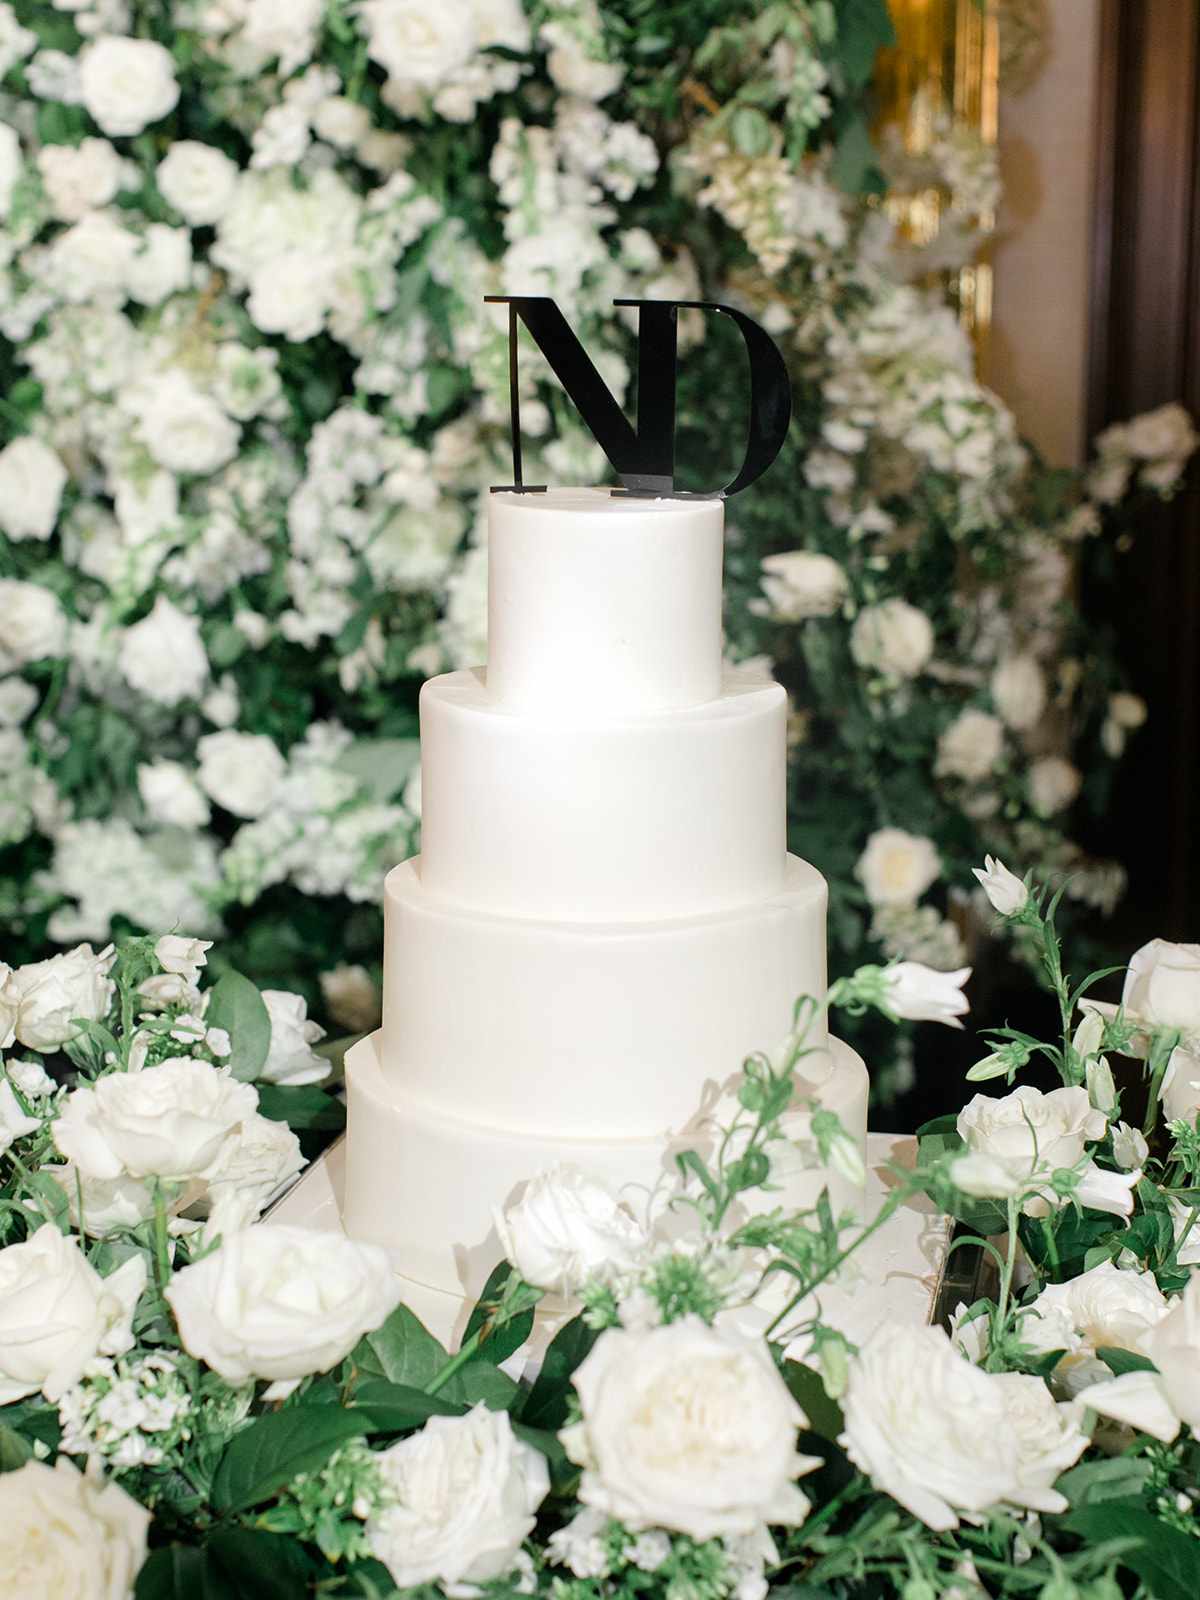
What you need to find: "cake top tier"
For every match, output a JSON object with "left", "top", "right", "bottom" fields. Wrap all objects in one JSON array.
[{"left": 486, "top": 487, "right": 724, "bottom": 715}]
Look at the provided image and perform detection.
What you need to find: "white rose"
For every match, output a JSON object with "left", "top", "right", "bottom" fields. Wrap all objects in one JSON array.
[
  {"left": 0, "top": 676, "right": 38, "bottom": 725},
  {"left": 367, "top": 1406, "right": 549, "bottom": 1588},
  {"left": 972, "top": 855, "right": 1028, "bottom": 916},
  {"left": 44, "top": 1165, "right": 159, "bottom": 1239},
  {"left": 313, "top": 96, "right": 373, "bottom": 149},
  {"left": 544, "top": 36, "right": 623, "bottom": 101},
  {"left": 957, "top": 1085, "right": 1107, "bottom": 1217},
  {"left": 840, "top": 1323, "right": 1020, "bottom": 1530},
  {"left": 992, "top": 1372, "right": 1088, "bottom": 1513},
  {"left": 495, "top": 1164, "right": 647, "bottom": 1298},
  {"left": 130, "top": 371, "right": 240, "bottom": 475},
  {"left": 6, "top": 1057, "right": 53, "bottom": 1099},
  {"left": 1022, "top": 1261, "right": 1169, "bottom": 1396},
  {"left": 46, "top": 210, "right": 137, "bottom": 302},
  {"left": 756, "top": 551, "right": 848, "bottom": 621},
  {"left": 258, "top": 989, "right": 328, "bottom": 1086},
  {"left": 0, "top": 1457, "right": 150, "bottom": 1600},
  {"left": 1162, "top": 1048, "right": 1200, "bottom": 1124},
  {"left": 166, "top": 1224, "right": 401, "bottom": 1386},
  {"left": 53, "top": 1058, "right": 258, "bottom": 1182},
  {"left": 156, "top": 141, "right": 239, "bottom": 226},
  {"left": 1125, "top": 402, "right": 1199, "bottom": 462},
  {"left": 2, "top": 943, "right": 115, "bottom": 1052},
  {"left": 0, "top": 1077, "right": 39, "bottom": 1153},
  {"left": 0, "top": 436, "right": 68, "bottom": 541},
  {"left": 79, "top": 36, "right": 179, "bottom": 138},
  {"left": 562, "top": 1317, "right": 817, "bottom": 1540},
  {"left": 246, "top": 250, "right": 335, "bottom": 341},
  {"left": 362, "top": 0, "right": 478, "bottom": 89},
  {"left": 1028, "top": 755, "right": 1082, "bottom": 817},
  {"left": 154, "top": 935, "right": 212, "bottom": 986},
  {"left": 196, "top": 729, "right": 285, "bottom": 818},
  {"left": 935, "top": 708, "right": 1004, "bottom": 782},
  {"left": 0, "top": 580, "right": 68, "bottom": 671},
  {"left": 1108, "top": 691, "right": 1147, "bottom": 730},
  {"left": 202, "top": 1112, "right": 305, "bottom": 1241},
  {"left": 1142, "top": 1275, "right": 1200, "bottom": 1431},
  {"left": 37, "top": 137, "right": 123, "bottom": 222},
  {"left": 881, "top": 962, "right": 970, "bottom": 1027},
  {"left": 849, "top": 598, "right": 934, "bottom": 680},
  {"left": 990, "top": 653, "right": 1047, "bottom": 731},
  {"left": 0, "top": 1225, "right": 145, "bottom": 1403},
  {"left": 138, "top": 760, "right": 211, "bottom": 829},
  {"left": 119, "top": 596, "right": 208, "bottom": 707},
  {"left": 127, "top": 223, "right": 191, "bottom": 306},
  {"left": 855, "top": 827, "right": 940, "bottom": 907},
  {"left": 319, "top": 963, "right": 381, "bottom": 1032},
  {"left": 240, "top": 0, "right": 325, "bottom": 73}
]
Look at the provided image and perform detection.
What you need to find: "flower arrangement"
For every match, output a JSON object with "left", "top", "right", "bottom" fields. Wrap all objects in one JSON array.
[
  {"left": 0, "top": 1, "right": 1195, "bottom": 1044},
  {"left": 2, "top": 867, "right": 1200, "bottom": 1598}
]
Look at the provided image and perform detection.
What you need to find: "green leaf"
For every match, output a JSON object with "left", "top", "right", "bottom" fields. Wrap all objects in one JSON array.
[
  {"left": 730, "top": 106, "right": 773, "bottom": 158},
  {"left": 351, "top": 1379, "right": 465, "bottom": 1433},
  {"left": 1062, "top": 1500, "right": 1200, "bottom": 1600},
  {"left": 1055, "top": 1455, "right": 1153, "bottom": 1509},
  {"left": 445, "top": 1360, "right": 519, "bottom": 1411},
  {"left": 520, "top": 1314, "right": 599, "bottom": 1431},
  {"left": 204, "top": 1530, "right": 316, "bottom": 1600},
  {"left": 512, "top": 1421, "right": 574, "bottom": 1491},
  {"left": 782, "top": 1360, "right": 844, "bottom": 1441},
  {"left": 0, "top": 1425, "right": 32, "bottom": 1472},
  {"left": 255, "top": 1083, "right": 346, "bottom": 1133},
  {"left": 210, "top": 1407, "right": 370, "bottom": 1514},
  {"left": 1097, "top": 1346, "right": 1157, "bottom": 1377},
  {"left": 357, "top": 1302, "right": 448, "bottom": 1389},
  {"left": 462, "top": 1262, "right": 535, "bottom": 1365},
  {"left": 204, "top": 972, "right": 272, "bottom": 1083},
  {"left": 830, "top": 116, "right": 877, "bottom": 194},
  {"left": 337, "top": 738, "right": 420, "bottom": 804},
  {"left": 836, "top": 0, "right": 896, "bottom": 87},
  {"left": 135, "top": 1546, "right": 212, "bottom": 1600}
]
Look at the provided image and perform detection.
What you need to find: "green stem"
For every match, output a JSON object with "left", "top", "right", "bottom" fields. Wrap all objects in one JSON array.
[
  {"left": 1143, "top": 1031, "right": 1181, "bottom": 1138},
  {"left": 425, "top": 1326, "right": 484, "bottom": 1398},
  {"left": 989, "top": 1196, "right": 1020, "bottom": 1352},
  {"left": 1039, "top": 1214, "right": 1059, "bottom": 1276}
]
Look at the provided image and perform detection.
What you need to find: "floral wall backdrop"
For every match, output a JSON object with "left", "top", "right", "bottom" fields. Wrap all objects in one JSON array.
[{"left": 0, "top": 1, "right": 1194, "bottom": 1076}]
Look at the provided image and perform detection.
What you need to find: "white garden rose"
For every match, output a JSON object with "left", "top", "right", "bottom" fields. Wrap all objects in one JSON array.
[
  {"left": 0, "top": 1077, "right": 39, "bottom": 1152},
  {"left": 990, "top": 653, "right": 1047, "bottom": 731},
  {"left": 0, "top": 579, "right": 68, "bottom": 670},
  {"left": 1085, "top": 939, "right": 1200, "bottom": 1058},
  {"left": 0, "top": 1224, "right": 145, "bottom": 1403},
  {"left": 240, "top": 0, "right": 325, "bottom": 74},
  {"left": 130, "top": 371, "right": 240, "bottom": 475},
  {"left": 935, "top": 708, "right": 1004, "bottom": 782},
  {"left": 79, "top": 36, "right": 179, "bottom": 137},
  {"left": 37, "top": 137, "right": 123, "bottom": 223},
  {"left": 156, "top": 140, "right": 239, "bottom": 225},
  {"left": 196, "top": 729, "right": 285, "bottom": 818},
  {"left": 0, "top": 1456, "right": 150, "bottom": 1600},
  {"left": 855, "top": 827, "right": 940, "bottom": 907},
  {"left": 246, "top": 249, "right": 337, "bottom": 341},
  {"left": 756, "top": 550, "right": 848, "bottom": 621},
  {"left": 1021, "top": 1261, "right": 1169, "bottom": 1396},
  {"left": 840, "top": 1323, "right": 1022, "bottom": 1530},
  {"left": 259, "top": 989, "right": 329, "bottom": 1086},
  {"left": 201, "top": 1111, "right": 305, "bottom": 1241},
  {"left": 43, "top": 1164, "right": 159, "bottom": 1238},
  {"left": 1161, "top": 1048, "right": 1200, "bottom": 1125},
  {"left": 1141, "top": 1274, "right": 1200, "bottom": 1431},
  {"left": 956, "top": 1085, "right": 1107, "bottom": 1217},
  {"left": 312, "top": 96, "right": 373, "bottom": 149},
  {"left": 362, "top": 0, "right": 478, "bottom": 89},
  {"left": 0, "top": 435, "right": 68, "bottom": 541},
  {"left": 495, "top": 1164, "right": 647, "bottom": 1297},
  {"left": 165, "top": 1224, "right": 401, "bottom": 1386},
  {"left": 2, "top": 943, "right": 115, "bottom": 1051},
  {"left": 367, "top": 1405, "right": 549, "bottom": 1588},
  {"left": 53, "top": 1057, "right": 258, "bottom": 1182},
  {"left": 972, "top": 855, "right": 1028, "bottom": 916},
  {"left": 992, "top": 1372, "right": 1088, "bottom": 1513},
  {"left": 127, "top": 223, "right": 191, "bottom": 305},
  {"left": 849, "top": 598, "right": 934, "bottom": 680},
  {"left": 562, "top": 1317, "right": 818, "bottom": 1540},
  {"left": 119, "top": 596, "right": 208, "bottom": 707},
  {"left": 1028, "top": 755, "right": 1082, "bottom": 817},
  {"left": 46, "top": 210, "right": 138, "bottom": 302},
  {"left": 138, "top": 759, "right": 211, "bottom": 829}
]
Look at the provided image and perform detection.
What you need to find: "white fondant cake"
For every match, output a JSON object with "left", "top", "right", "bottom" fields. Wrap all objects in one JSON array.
[{"left": 342, "top": 487, "right": 869, "bottom": 1309}]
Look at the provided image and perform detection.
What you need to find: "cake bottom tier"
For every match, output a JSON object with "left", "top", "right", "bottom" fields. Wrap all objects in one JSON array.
[{"left": 342, "top": 1029, "right": 870, "bottom": 1306}]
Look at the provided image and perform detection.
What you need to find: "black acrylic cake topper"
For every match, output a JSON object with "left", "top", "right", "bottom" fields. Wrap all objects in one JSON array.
[{"left": 484, "top": 295, "right": 792, "bottom": 499}]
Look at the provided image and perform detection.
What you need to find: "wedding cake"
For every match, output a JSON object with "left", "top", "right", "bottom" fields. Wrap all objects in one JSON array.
[{"left": 342, "top": 487, "right": 869, "bottom": 1321}]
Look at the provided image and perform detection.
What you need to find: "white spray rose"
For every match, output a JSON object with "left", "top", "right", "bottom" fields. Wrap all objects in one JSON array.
[
  {"left": 131, "top": 371, "right": 240, "bottom": 476},
  {"left": 362, "top": 0, "right": 478, "bottom": 89},
  {"left": 562, "top": 1317, "right": 818, "bottom": 1540},
  {"left": 196, "top": 729, "right": 285, "bottom": 818},
  {"left": 956, "top": 1085, "right": 1107, "bottom": 1217},
  {"left": 495, "top": 1164, "right": 647, "bottom": 1297},
  {"left": 53, "top": 1058, "right": 258, "bottom": 1182},
  {"left": 881, "top": 962, "right": 971, "bottom": 1027},
  {"left": 1028, "top": 755, "right": 1082, "bottom": 817},
  {"left": 990, "top": 653, "right": 1047, "bottom": 731},
  {"left": 1022, "top": 1261, "right": 1170, "bottom": 1396},
  {"left": 756, "top": 550, "right": 848, "bottom": 621},
  {"left": 0, "top": 580, "right": 68, "bottom": 670},
  {"left": 992, "top": 1372, "right": 1088, "bottom": 1513},
  {"left": 849, "top": 598, "right": 934, "bottom": 680},
  {"left": 2, "top": 943, "right": 115, "bottom": 1051},
  {"left": 367, "top": 1405, "right": 549, "bottom": 1588},
  {"left": 79, "top": 36, "right": 179, "bottom": 137},
  {"left": 154, "top": 935, "right": 212, "bottom": 986},
  {"left": 119, "top": 596, "right": 208, "bottom": 706},
  {"left": 935, "top": 708, "right": 1004, "bottom": 782},
  {"left": 260, "top": 989, "right": 329, "bottom": 1086},
  {"left": 0, "top": 1225, "right": 145, "bottom": 1403},
  {"left": 138, "top": 759, "right": 211, "bottom": 829},
  {"left": 156, "top": 141, "right": 239, "bottom": 225},
  {"left": 972, "top": 855, "right": 1028, "bottom": 916},
  {"left": 0, "top": 1456, "right": 150, "bottom": 1600},
  {"left": 37, "top": 137, "right": 123, "bottom": 222},
  {"left": 855, "top": 827, "right": 940, "bottom": 907},
  {"left": 0, "top": 436, "right": 68, "bottom": 542},
  {"left": 0, "top": 1077, "right": 39, "bottom": 1152},
  {"left": 166, "top": 1224, "right": 401, "bottom": 1387},
  {"left": 1161, "top": 1048, "right": 1200, "bottom": 1125}
]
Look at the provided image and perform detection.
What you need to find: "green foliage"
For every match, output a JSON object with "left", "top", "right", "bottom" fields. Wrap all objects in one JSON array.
[
  {"left": 204, "top": 972, "right": 272, "bottom": 1083},
  {"left": 210, "top": 1408, "right": 371, "bottom": 1515}
]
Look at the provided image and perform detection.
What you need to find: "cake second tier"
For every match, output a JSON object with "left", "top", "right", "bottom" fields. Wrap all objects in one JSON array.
[{"left": 380, "top": 852, "right": 829, "bottom": 1138}]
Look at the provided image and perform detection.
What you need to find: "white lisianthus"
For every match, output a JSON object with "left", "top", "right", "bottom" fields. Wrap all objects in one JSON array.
[
  {"left": 362, "top": 0, "right": 478, "bottom": 89},
  {"left": 37, "top": 137, "right": 123, "bottom": 222},
  {"left": 1028, "top": 755, "right": 1082, "bottom": 817},
  {"left": 0, "top": 1225, "right": 145, "bottom": 1403},
  {"left": 155, "top": 935, "right": 212, "bottom": 986},
  {"left": 855, "top": 827, "right": 940, "bottom": 907},
  {"left": 972, "top": 855, "right": 1028, "bottom": 916},
  {"left": 130, "top": 372, "right": 240, "bottom": 476},
  {"left": 756, "top": 550, "right": 848, "bottom": 621},
  {"left": 880, "top": 962, "right": 970, "bottom": 1026},
  {"left": 53, "top": 1057, "right": 258, "bottom": 1182},
  {"left": 0, "top": 580, "right": 68, "bottom": 671},
  {"left": 166, "top": 1224, "right": 401, "bottom": 1387},
  {"left": 79, "top": 35, "right": 179, "bottom": 137},
  {"left": 156, "top": 140, "right": 239, "bottom": 225},
  {"left": 993, "top": 1373, "right": 1088, "bottom": 1513},
  {"left": 562, "top": 1317, "right": 818, "bottom": 1540},
  {"left": 2, "top": 943, "right": 115, "bottom": 1051},
  {"left": 849, "top": 598, "right": 934, "bottom": 681},
  {"left": 0, "top": 1457, "right": 150, "bottom": 1600},
  {"left": 0, "top": 1077, "right": 39, "bottom": 1152},
  {"left": 935, "top": 708, "right": 1004, "bottom": 783},
  {"left": 1022, "top": 1261, "right": 1170, "bottom": 1396},
  {"left": 367, "top": 1406, "right": 549, "bottom": 1588},
  {"left": 990, "top": 653, "right": 1047, "bottom": 731},
  {"left": 0, "top": 436, "right": 68, "bottom": 542},
  {"left": 840, "top": 1323, "right": 1021, "bottom": 1530},
  {"left": 1083, "top": 939, "right": 1200, "bottom": 1058},
  {"left": 495, "top": 1164, "right": 647, "bottom": 1298},
  {"left": 119, "top": 596, "right": 208, "bottom": 707},
  {"left": 319, "top": 964, "right": 382, "bottom": 1033},
  {"left": 138, "top": 760, "right": 211, "bottom": 829},
  {"left": 196, "top": 729, "right": 285, "bottom": 819},
  {"left": 260, "top": 990, "right": 329, "bottom": 1086},
  {"left": 956, "top": 1085, "right": 1106, "bottom": 1217}
]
